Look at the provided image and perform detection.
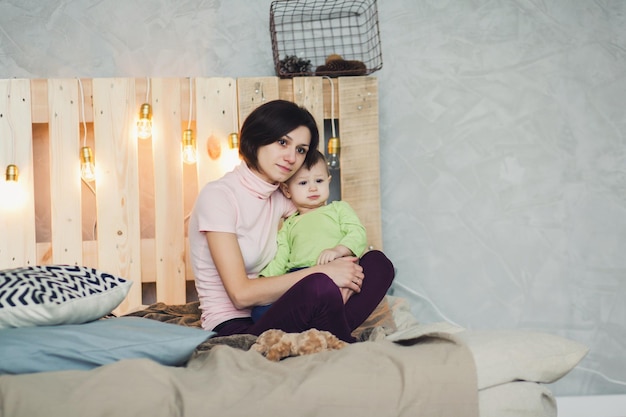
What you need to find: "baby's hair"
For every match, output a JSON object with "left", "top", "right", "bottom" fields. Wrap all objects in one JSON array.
[
  {"left": 286, "top": 149, "right": 330, "bottom": 184},
  {"left": 302, "top": 149, "right": 329, "bottom": 173}
]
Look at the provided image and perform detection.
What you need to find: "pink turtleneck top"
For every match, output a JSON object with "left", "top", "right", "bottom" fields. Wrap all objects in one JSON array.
[{"left": 188, "top": 162, "right": 296, "bottom": 331}]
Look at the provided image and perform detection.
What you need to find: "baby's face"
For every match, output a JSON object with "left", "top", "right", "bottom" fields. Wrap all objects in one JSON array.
[{"left": 284, "top": 161, "right": 331, "bottom": 214}]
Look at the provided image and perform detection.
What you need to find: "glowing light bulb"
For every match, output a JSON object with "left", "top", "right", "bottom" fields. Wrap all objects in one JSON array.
[
  {"left": 181, "top": 129, "right": 197, "bottom": 164},
  {"left": 1, "top": 164, "right": 27, "bottom": 211},
  {"left": 327, "top": 137, "right": 340, "bottom": 170},
  {"left": 137, "top": 103, "right": 152, "bottom": 139},
  {"left": 80, "top": 146, "right": 96, "bottom": 182},
  {"left": 228, "top": 132, "right": 239, "bottom": 149},
  {"left": 5, "top": 164, "right": 18, "bottom": 182}
]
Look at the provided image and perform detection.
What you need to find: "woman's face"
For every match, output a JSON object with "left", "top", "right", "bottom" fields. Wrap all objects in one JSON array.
[{"left": 253, "top": 125, "right": 311, "bottom": 184}]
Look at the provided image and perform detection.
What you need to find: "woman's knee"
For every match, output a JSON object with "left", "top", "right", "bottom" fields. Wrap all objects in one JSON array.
[
  {"left": 293, "top": 273, "right": 346, "bottom": 311},
  {"left": 301, "top": 273, "right": 342, "bottom": 298},
  {"left": 362, "top": 250, "right": 395, "bottom": 273},
  {"left": 361, "top": 250, "right": 396, "bottom": 288}
]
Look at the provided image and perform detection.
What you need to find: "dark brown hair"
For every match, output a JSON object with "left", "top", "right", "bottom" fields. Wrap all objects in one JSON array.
[
  {"left": 238, "top": 99, "right": 320, "bottom": 170},
  {"left": 301, "top": 149, "right": 329, "bottom": 173}
]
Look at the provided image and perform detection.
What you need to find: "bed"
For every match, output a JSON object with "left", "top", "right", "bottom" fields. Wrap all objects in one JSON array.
[{"left": 0, "top": 76, "right": 588, "bottom": 417}]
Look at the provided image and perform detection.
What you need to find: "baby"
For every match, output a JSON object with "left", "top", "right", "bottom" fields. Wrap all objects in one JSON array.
[{"left": 252, "top": 150, "right": 367, "bottom": 321}]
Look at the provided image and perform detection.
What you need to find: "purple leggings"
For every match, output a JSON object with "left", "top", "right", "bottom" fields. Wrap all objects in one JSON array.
[{"left": 214, "top": 250, "right": 395, "bottom": 343}]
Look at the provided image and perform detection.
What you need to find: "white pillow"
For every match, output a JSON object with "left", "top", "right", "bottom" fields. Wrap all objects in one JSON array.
[
  {"left": 479, "top": 381, "right": 557, "bottom": 417},
  {"left": 0, "top": 265, "right": 132, "bottom": 329},
  {"left": 451, "top": 329, "right": 589, "bottom": 389}
]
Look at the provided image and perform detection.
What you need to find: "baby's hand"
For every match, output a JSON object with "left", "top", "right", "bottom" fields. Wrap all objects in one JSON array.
[{"left": 317, "top": 248, "right": 342, "bottom": 265}]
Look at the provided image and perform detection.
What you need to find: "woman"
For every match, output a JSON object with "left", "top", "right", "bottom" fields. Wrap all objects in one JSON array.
[{"left": 188, "top": 99, "right": 394, "bottom": 342}]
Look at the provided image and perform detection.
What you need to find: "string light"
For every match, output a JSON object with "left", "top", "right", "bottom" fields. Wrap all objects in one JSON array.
[
  {"left": 228, "top": 132, "right": 239, "bottom": 149},
  {"left": 182, "top": 129, "right": 197, "bottom": 164},
  {"left": 5, "top": 164, "right": 18, "bottom": 182},
  {"left": 137, "top": 77, "right": 152, "bottom": 140},
  {"left": 1, "top": 164, "right": 25, "bottom": 210},
  {"left": 181, "top": 77, "right": 197, "bottom": 164},
  {"left": 79, "top": 146, "right": 96, "bottom": 182},
  {"left": 323, "top": 76, "right": 340, "bottom": 170},
  {"left": 3, "top": 80, "right": 18, "bottom": 180},
  {"left": 77, "top": 78, "right": 96, "bottom": 182},
  {"left": 1, "top": 80, "right": 26, "bottom": 210}
]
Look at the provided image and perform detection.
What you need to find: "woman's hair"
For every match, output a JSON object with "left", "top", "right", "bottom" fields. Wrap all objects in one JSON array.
[{"left": 239, "top": 99, "right": 320, "bottom": 170}]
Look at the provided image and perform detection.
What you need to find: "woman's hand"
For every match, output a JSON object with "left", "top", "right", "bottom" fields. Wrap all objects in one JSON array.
[
  {"left": 340, "top": 287, "right": 355, "bottom": 304},
  {"left": 316, "top": 256, "right": 364, "bottom": 294}
]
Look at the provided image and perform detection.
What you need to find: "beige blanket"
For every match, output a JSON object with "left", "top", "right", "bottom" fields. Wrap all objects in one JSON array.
[{"left": 0, "top": 335, "right": 478, "bottom": 417}]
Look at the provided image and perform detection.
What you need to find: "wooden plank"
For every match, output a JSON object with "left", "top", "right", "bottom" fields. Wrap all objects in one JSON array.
[
  {"left": 150, "top": 78, "right": 186, "bottom": 304},
  {"left": 92, "top": 78, "right": 142, "bottom": 313},
  {"left": 34, "top": 238, "right": 180, "bottom": 284},
  {"left": 194, "top": 77, "right": 239, "bottom": 189},
  {"left": 280, "top": 77, "right": 338, "bottom": 120},
  {"left": 278, "top": 78, "right": 295, "bottom": 102},
  {"left": 337, "top": 77, "right": 382, "bottom": 250},
  {"left": 236, "top": 77, "right": 280, "bottom": 126},
  {"left": 31, "top": 79, "right": 95, "bottom": 124},
  {"left": 30, "top": 79, "right": 48, "bottom": 124},
  {"left": 290, "top": 77, "right": 325, "bottom": 152},
  {"left": 0, "top": 79, "right": 36, "bottom": 269},
  {"left": 47, "top": 79, "right": 83, "bottom": 265},
  {"left": 185, "top": 237, "right": 194, "bottom": 283}
]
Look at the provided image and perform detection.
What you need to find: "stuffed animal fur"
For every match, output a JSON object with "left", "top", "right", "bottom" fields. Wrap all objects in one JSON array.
[{"left": 252, "top": 328, "right": 348, "bottom": 361}]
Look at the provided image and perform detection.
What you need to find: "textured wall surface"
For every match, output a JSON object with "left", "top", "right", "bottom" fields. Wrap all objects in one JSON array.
[{"left": 1, "top": 0, "right": 624, "bottom": 396}]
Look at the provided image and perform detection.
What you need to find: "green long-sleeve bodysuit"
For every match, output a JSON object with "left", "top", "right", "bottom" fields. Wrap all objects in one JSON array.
[{"left": 259, "top": 200, "right": 367, "bottom": 277}]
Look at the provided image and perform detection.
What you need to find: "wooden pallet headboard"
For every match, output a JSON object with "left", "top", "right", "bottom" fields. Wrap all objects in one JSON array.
[{"left": 0, "top": 76, "right": 381, "bottom": 314}]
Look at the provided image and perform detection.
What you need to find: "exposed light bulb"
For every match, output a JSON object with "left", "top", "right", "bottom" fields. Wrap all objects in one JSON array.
[
  {"left": 327, "top": 137, "right": 340, "bottom": 170},
  {"left": 80, "top": 146, "right": 96, "bottom": 182},
  {"left": 5, "top": 164, "right": 18, "bottom": 182},
  {"left": 228, "top": 132, "right": 239, "bottom": 149},
  {"left": 181, "top": 129, "right": 197, "bottom": 164},
  {"left": 1, "top": 164, "right": 26, "bottom": 210},
  {"left": 137, "top": 103, "right": 152, "bottom": 139}
]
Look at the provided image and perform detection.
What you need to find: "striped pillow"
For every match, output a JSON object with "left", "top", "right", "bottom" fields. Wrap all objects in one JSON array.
[{"left": 0, "top": 265, "right": 132, "bottom": 329}]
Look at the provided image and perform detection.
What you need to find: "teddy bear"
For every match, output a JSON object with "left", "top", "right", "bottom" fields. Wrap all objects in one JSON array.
[{"left": 252, "top": 328, "right": 348, "bottom": 361}]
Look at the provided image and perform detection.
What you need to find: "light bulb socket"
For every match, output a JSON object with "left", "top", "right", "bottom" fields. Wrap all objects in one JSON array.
[
  {"left": 80, "top": 146, "right": 94, "bottom": 163},
  {"left": 182, "top": 129, "right": 195, "bottom": 146},
  {"left": 139, "top": 103, "right": 152, "bottom": 119},
  {"left": 5, "top": 164, "right": 18, "bottom": 182},
  {"left": 328, "top": 137, "right": 340, "bottom": 153},
  {"left": 228, "top": 132, "right": 239, "bottom": 149}
]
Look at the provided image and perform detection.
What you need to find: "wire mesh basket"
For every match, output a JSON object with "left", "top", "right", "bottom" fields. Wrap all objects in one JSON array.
[{"left": 270, "top": 0, "right": 383, "bottom": 78}]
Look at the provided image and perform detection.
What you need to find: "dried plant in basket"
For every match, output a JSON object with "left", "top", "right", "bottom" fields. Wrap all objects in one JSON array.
[
  {"left": 315, "top": 54, "right": 367, "bottom": 77},
  {"left": 278, "top": 55, "right": 313, "bottom": 77}
]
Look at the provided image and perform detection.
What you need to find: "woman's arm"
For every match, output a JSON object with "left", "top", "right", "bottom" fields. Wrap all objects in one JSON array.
[{"left": 207, "top": 231, "right": 364, "bottom": 309}]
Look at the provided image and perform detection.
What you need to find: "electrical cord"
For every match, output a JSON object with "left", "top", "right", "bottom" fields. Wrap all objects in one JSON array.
[
  {"left": 575, "top": 366, "right": 626, "bottom": 387},
  {"left": 390, "top": 281, "right": 626, "bottom": 388},
  {"left": 391, "top": 280, "right": 462, "bottom": 328}
]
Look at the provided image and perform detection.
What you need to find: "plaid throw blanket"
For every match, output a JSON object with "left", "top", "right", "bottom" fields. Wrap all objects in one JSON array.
[
  {"left": 124, "top": 301, "right": 204, "bottom": 328},
  {"left": 123, "top": 300, "right": 385, "bottom": 357},
  {"left": 123, "top": 301, "right": 258, "bottom": 354}
]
